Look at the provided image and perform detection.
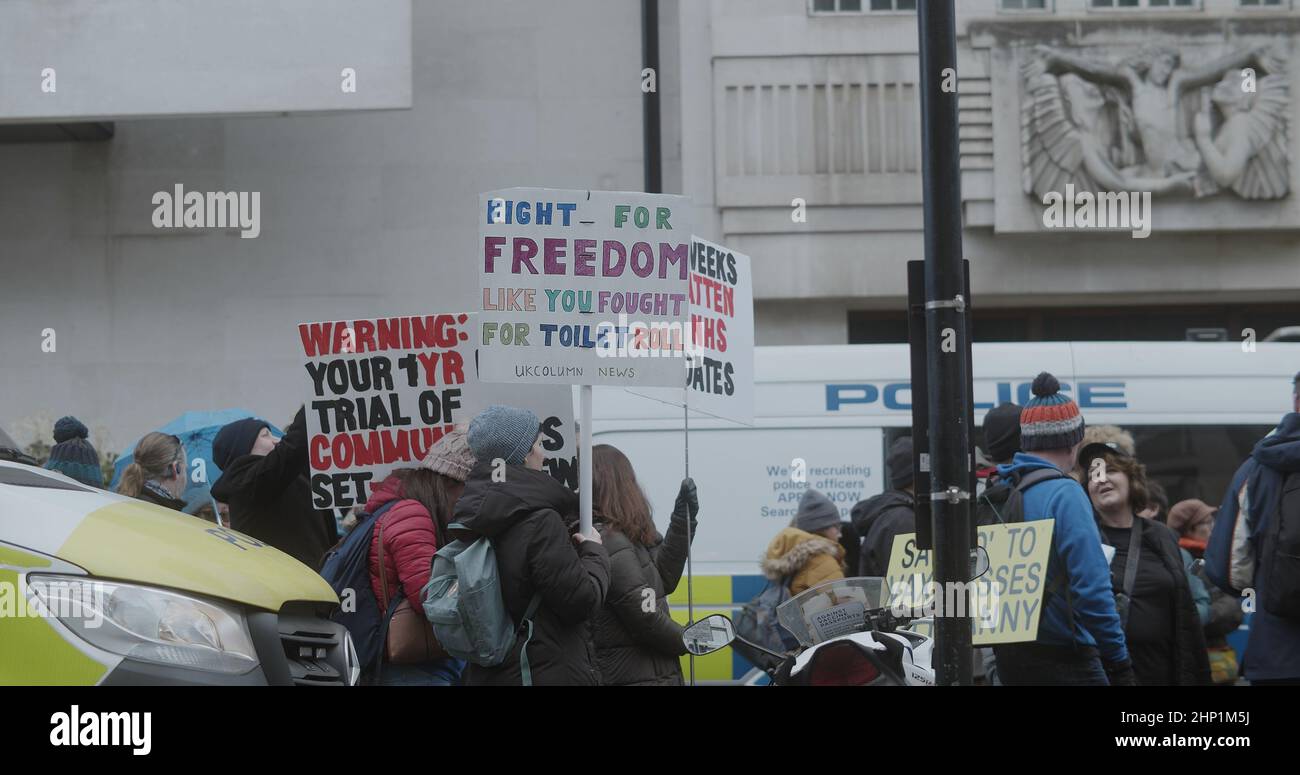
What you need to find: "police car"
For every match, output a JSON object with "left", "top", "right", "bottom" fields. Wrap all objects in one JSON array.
[{"left": 0, "top": 461, "right": 355, "bottom": 686}]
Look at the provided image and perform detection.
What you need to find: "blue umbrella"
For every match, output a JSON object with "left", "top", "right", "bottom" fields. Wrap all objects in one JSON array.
[{"left": 110, "top": 409, "right": 284, "bottom": 516}]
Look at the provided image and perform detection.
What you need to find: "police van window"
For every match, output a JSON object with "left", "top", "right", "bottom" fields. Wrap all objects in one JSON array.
[{"left": 1131, "top": 425, "right": 1272, "bottom": 507}]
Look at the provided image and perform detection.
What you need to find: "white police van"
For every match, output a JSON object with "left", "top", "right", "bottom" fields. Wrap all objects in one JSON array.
[{"left": 591, "top": 341, "right": 1298, "bottom": 682}]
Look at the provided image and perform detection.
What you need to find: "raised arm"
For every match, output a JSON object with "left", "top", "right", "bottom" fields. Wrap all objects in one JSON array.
[
  {"left": 1035, "top": 45, "right": 1133, "bottom": 91},
  {"left": 1175, "top": 45, "right": 1269, "bottom": 92},
  {"left": 240, "top": 406, "right": 309, "bottom": 504},
  {"left": 653, "top": 479, "right": 698, "bottom": 594}
]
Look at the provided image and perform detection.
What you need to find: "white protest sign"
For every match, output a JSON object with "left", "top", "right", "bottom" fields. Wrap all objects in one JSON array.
[
  {"left": 629, "top": 235, "right": 754, "bottom": 425},
  {"left": 884, "top": 520, "right": 1055, "bottom": 645},
  {"left": 477, "top": 188, "right": 692, "bottom": 387},
  {"left": 297, "top": 313, "right": 575, "bottom": 509}
]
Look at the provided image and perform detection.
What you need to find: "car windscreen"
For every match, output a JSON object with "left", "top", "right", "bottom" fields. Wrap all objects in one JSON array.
[{"left": 0, "top": 466, "right": 94, "bottom": 492}]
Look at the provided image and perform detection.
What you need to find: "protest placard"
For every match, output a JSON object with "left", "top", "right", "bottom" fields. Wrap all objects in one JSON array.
[
  {"left": 297, "top": 313, "right": 575, "bottom": 510},
  {"left": 477, "top": 188, "right": 692, "bottom": 387},
  {"left": 629, "top": 235, "right": 754, "bottom": 425},
  {"left": 884, "top": 520, "right": 1055, "bottom": 645}
]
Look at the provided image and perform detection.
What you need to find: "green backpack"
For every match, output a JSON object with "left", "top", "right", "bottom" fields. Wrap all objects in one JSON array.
[{"left": 420, "top": 524, "right": 544, "bottom": 685}]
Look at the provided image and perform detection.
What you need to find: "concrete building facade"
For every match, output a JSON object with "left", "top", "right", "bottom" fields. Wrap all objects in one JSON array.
[
  {"left": 3, "top": 0, "right": 1298, "bottom": 453},
  {"left": 680, "top": 0, "right": 1300, "bottom": 345}
]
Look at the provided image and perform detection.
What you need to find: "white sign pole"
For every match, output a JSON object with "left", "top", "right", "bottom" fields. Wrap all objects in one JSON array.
[{"left": 580, "top": 384, "right": 593, "bottom": 536}]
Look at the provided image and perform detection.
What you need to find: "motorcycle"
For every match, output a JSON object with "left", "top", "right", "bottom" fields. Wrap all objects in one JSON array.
[{"left": 682, "top": 551, "right": 988, "bottom": 686}]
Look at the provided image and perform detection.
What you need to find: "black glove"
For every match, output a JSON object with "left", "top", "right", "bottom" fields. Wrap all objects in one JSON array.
[
  {"left": 1104, "top": 658, "right": 1137, "bottom": 687},
  {"left": 289, "top": 404, "right": 306, "bottom": 432},
  {"left": 672, "top": 478, "right": 699, "bottom": 524},
  {"left": 772, "top": 654, "right": 798, "bottom": 686}
]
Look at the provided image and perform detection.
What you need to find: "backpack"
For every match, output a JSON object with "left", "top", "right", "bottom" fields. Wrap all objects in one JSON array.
[
  {"left": 976, "top": 468, "right": 1067, "bottom": 526},
  {"left": 977, "top": 467, "right": 1082, "bottom": 627},
  {"left": 733, "top": 576, "right": 799, "bottom": 671},
  {"left": 318, "top": 501, "right": 399, "bottom": 679},
  {"left": 1261, "top": 470, "right": 1300, "bottom": 618},
  {"left": 420, "top": 522, "right": 545, "bottom": 684}
]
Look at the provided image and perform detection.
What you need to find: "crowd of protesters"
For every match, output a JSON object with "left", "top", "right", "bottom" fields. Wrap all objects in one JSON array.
[
  {"left": 829, "top": 368, "right": 1300, "bottom": 686},
  {"left": 28, "top": 366, "right": 1299, "bottom": 686}
]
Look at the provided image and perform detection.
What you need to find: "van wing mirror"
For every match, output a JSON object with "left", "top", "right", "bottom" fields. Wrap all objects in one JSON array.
[{"left": 970, "top": 545, "right": 990, "bottom": 581}]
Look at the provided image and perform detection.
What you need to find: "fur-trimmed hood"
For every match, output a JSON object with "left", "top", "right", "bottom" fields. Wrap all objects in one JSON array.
[{"left": 762, "top": 527, "right": 844, "bottom": 580}]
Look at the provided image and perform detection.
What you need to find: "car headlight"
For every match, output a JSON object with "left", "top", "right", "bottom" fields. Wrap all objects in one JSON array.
[{"left": 29, "top": 574, "right": 259, "bottom": 675}]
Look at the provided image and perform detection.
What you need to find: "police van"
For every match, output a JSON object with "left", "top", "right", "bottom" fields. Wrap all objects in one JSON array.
[
  {"left": 0, "top": 462, "right": 355, "bottom": 685},
  {"left": 591, "top": 341, "right": 1299, "bottom": 682}
]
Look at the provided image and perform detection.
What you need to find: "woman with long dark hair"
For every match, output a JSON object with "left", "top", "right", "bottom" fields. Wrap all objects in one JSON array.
[
  {"left": 590, "top": 443, "right": 699, "bottom": 686},
  {"left": 364, "top": 428, "right": 476, "bottom": 686}
]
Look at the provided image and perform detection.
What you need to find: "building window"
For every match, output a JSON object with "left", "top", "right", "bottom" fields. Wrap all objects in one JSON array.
[
  {"left": 1000, "top": 0, "right": 1050, "bottom": 10},
  {"left": 811, "top": 0, "right": 916, "bottom": 13},
  {"left": 1089, "top": 0, "right": 1199, "bottom": 9},
  {"left": 1239, "top": 0, "right": 1286, "bottom": 7}
]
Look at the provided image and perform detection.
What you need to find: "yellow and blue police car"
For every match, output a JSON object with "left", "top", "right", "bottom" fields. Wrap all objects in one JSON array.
[{"left": 0, "top": 459, "right": 355, "bottom": 686}]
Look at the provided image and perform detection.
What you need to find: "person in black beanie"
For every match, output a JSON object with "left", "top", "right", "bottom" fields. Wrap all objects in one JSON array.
[
  {"left": 44, "top": 416, "right": 103, "bottom": 488},
  {"left": 973, "top": 402, "right": 1021, "bottom": 685},
  {"left": 982, "top": 402, "right": 1023, "bottom": 468},
  {"left": 210, "top": 407, "right": 337, "bottom": 568},
  {"left": 976, "top": 402, "right": 1024, "bottom": 527},
  {"left": 851, "top": 436, "right": 917, "bottom": 577}
]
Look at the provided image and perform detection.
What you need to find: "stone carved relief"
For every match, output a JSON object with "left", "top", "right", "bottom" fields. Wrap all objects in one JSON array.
[{"left": 1022, "top": 43, "right": 1289, "bottom": 200}]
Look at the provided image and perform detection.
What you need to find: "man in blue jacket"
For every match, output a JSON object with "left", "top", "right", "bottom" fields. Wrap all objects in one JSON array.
[
  {"left": 1205, "top": 371, "right": 1300, "bottom": 685},
  {"left": 991, "top": 372, "right": 1134, "bottom": 686}
]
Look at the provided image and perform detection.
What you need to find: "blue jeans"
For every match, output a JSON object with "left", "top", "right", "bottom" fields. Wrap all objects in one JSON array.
[
  {"left": 993, "top": 643, "right": 1109, "bottom": 686},
  {"left": 376, "top": 658, "right": 465, "bottom": 686}
]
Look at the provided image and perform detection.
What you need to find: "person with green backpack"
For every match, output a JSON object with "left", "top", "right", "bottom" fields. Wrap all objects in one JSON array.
[{"left": 439, "top": 405, "right": 610, "bottom": 686}]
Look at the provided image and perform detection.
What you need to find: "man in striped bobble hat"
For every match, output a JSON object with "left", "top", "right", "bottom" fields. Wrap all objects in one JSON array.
[
  {"left": 991, "top": 372, "right": 1135, "bottom": 687},
  {"left": 1019, "top": 371, "right": 1086, "bottom": 453}
]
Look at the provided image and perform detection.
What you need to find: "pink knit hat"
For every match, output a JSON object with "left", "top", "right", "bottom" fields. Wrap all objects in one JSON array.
[{"left": 420, "top": 427, "right": 476, "bottom": 482}]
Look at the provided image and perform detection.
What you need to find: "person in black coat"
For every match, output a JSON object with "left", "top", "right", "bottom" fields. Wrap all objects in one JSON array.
[
  {"left": 455, "top": 405, "right": 610, "bottom": 686},
  {"left": 210, "top": 407, "right": 338, "bottom": 568},
  {"left": 590, "top": 444, "right": 698, "bottom": 686},
  {"left": 1082, "top": 444, "right": 1211, "bottom": 686},
  {"left": 852, "top": 436, "right": 917, "bottom": 577}
]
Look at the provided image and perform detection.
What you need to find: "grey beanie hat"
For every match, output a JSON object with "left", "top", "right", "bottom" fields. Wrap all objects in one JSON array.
[
  {"left": 467, "top": 405, "right": 540, "bottom": 466},
  {"left": 793, "top": 489, "right": 841, "bottom": 534}
]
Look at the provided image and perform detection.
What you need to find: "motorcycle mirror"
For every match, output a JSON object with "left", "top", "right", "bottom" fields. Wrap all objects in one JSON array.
[
  {"left": 682, "top": 614, "right": 736, "bottom": 656},
  {"left": 969, "top": 545, "right": 990, "bottom": 581}
]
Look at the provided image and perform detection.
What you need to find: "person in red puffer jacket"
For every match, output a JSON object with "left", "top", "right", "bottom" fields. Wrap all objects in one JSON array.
[{"left": 365, "top": 428, "right": 476, "bottom": 686}]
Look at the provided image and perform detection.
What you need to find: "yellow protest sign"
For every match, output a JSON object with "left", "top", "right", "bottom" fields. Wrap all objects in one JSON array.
[{"left": 884, "top": 520, "right": 1055, "bottom": 645}]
